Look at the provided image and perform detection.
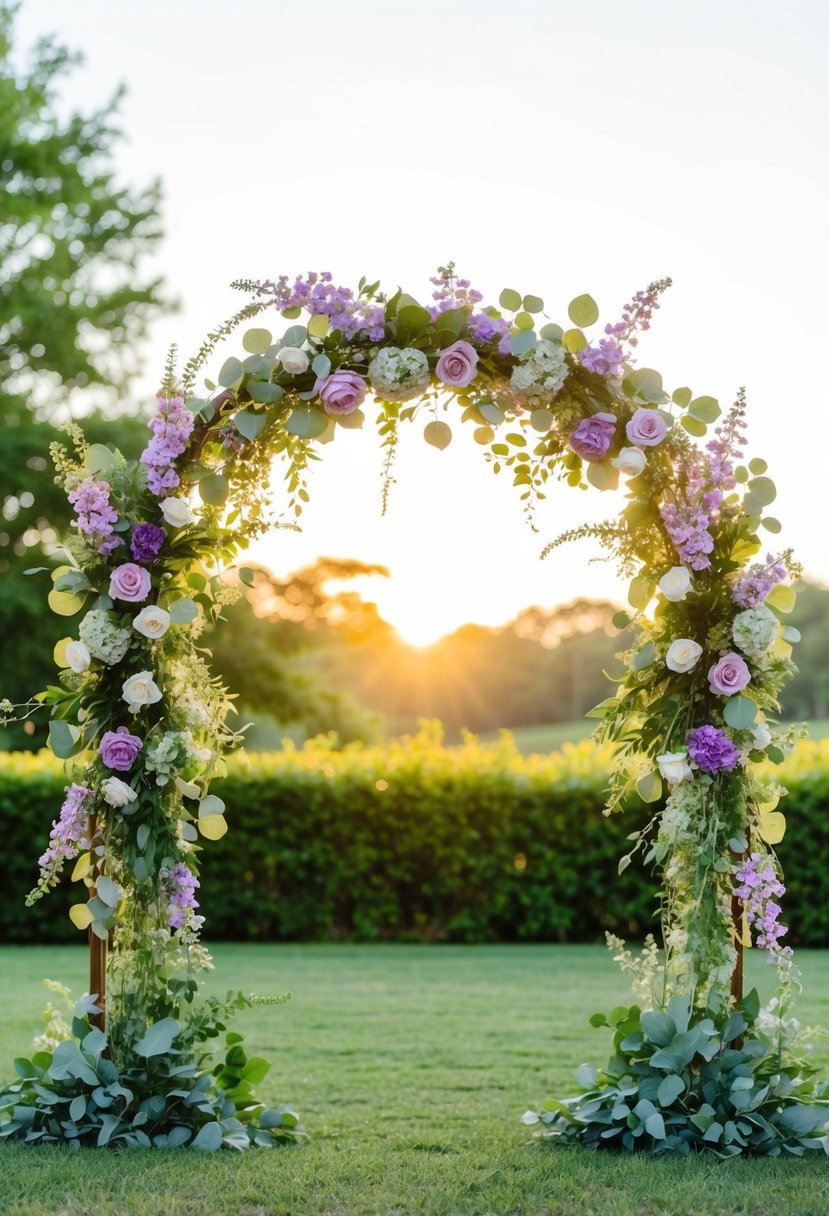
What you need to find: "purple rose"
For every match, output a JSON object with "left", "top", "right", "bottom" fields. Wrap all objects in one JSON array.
[
  {"left": 99, "top": 725, "right": 143, "bottom": 771},
  {"left": 568, "top": 412, "right": 617, "bottom": 462},
  {"left": 316, "top": 370, "right": 367, "bottom": 416},
  {"left": 626, "top": 407, "right": 668, "bottom": 447},
  {"left": 109, "top": 563, "right": 152, "bottom": 604},
  {"left": 130, "top": 523, "right": 167, "bottom": 564},
  {"left": 435, "top": 340, "right": 478, "bottom": 388},
  {"left": 708, "top": 651, "right": 751, "bottom": 696},
  {"left": 687, "top": 725, "right": 741, "bottom": 774}
]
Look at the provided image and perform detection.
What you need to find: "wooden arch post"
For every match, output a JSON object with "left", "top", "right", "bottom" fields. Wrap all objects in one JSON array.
[{"left": 87, "top": 813, "right": 106, "bottom": 1031}]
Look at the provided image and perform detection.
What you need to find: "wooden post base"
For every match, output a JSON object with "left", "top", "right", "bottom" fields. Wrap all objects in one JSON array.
[{"left": 87, "top": 813, "right": 106, "bottom": 1031}]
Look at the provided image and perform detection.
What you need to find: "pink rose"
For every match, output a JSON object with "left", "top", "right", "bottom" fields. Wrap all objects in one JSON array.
[
  {"left": 316, "top": 370, "right": 367, "bottom": 416},
  {"left": 99, "top": 725, "right": 143, "bottom": 771},
  {"left": 626, "top": 408, "right": 668, "bottom": 447},
  {"left": 708, "top": 651, "right": 751, "bottom": 696},
  {"left": 109, "top": 563, "right": 152, "bottom": 603},
  {"left": 568, "top": 412, "right": 617, "bottom": 462},
  {"left": 435, "top": 341, "right": 478, "bottom": 388}
]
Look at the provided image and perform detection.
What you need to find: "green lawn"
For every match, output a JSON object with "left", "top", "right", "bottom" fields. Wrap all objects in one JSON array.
[{"left": 1, "top": 944, "right": 829, "bottom": 1216}]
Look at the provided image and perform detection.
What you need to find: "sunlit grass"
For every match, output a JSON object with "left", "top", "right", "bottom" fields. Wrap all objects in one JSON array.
[{"left": 1, "top": 944, "right": 829, "bottom": 1215}]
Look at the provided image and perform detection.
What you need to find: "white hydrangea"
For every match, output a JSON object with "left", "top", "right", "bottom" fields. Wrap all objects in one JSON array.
[
  {"left": 368, "top": 347, "right": 430, "bottom": 401},
  {"left": 78, "top": 609, "right": 131, "bottom": 666},
  {"left": 175, "top": 688, "right": 211, "bottom": 728},
  {"left": 146, "top": 731, "right": 195, "bottom": 786},
  {"left": 509, "top": 339, "right": 568, "bottom": 402},
  {"left": 732, "top": 605, "right": 778, "bottom": 659}
]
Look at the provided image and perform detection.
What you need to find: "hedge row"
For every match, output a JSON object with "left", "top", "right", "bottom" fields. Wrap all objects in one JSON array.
[{"left": 1, "top": 727, "right": 828, "bottom": 945}]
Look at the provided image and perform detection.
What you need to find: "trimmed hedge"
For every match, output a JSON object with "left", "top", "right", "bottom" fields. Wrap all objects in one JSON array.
[{"left": 1, "top": 728, "right": 828, "bottom": 945}]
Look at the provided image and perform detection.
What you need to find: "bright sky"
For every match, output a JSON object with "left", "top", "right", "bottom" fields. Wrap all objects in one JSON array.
[{"left": 19, "top": 0, "right": 829, "bottom": 645}]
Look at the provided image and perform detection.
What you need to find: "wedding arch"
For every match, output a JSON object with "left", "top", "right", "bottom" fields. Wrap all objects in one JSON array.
[{"left": 1, "top": 267, "right": 825, "bottom": 1155}]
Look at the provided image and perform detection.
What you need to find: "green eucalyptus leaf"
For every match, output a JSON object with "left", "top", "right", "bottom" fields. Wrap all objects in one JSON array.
[
  {"left": 688, "top": 396, "right": 721, "bottom": 423},
  {"left": 132, "top": 1017, "right": 180, "bottom": 1059},
  {"left": 242, "top": 328, "right": 272, "bottom": 355},
  {"left": 247, "top": 380, "right": 283, "bottom": 405},
  {"left": 217, "top": 357, "right": 243, "bottom": 389},
  {"left": 562, "top": 328, "right": 587, "bottom": 354},
  {"left": 234, "top": 408, "right": 268, "bottom": 442},
  {"left": 424, "top": 421, "right": 452, "bottom": 450},
  {"left": 723, "top": 696, "right": 757, "bottom": 730},
  {"left": 567, "top": 294, "right": 599, "bottom": 328},
  {"left": 523, "top": 294, "right": 544, "bottom": 314},
  {"left": 199, "top": 474, "right": 229, "bottom": 506},
  {"left": 169, "top": 598, "right": 199, "bottom": 624},
  {"left": 499, "top": 288, "right": 522, "bottom": 311}
]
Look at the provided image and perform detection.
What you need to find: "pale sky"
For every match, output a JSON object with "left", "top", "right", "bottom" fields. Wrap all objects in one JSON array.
[{"left": 18, "top": 0, "right": 829, "bottom": 644}]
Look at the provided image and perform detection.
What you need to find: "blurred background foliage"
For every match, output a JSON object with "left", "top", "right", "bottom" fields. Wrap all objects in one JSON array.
[{"left": 3, "top": 733, "right": 828, "bottom": 945}]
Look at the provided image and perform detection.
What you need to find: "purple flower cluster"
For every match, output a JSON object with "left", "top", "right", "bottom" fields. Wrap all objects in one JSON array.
[
  {"left": 268, "top": 272, "right": 386, "bottom": 341},
  {"left": 705, "top": 398, "right": 746, "bottom": 491},
  {"left": 130, "top": 523, "right": 166, "bottom": 564},
  {"left": 140, "top": 395, "right": 195, "bottom": 496},
  {"left": 161, "top": 861, "right": 200, "bottom": 930},
  {"left": 604, "top": 281, "right": 667, "bottom": 349},
  {"left": 733, "top": 554, "right": 788, "bottom": 610},
  {"left": 579, "top": 338, "right": 626, "bottom": 377},
  {"left": 658, "top": 398, "right": 750, "bottom": 571},
  {"left": 428, "top": 266, "right": 483, "bottom": 320},
  {"left": 735, "top": 852, "right": 788, "bottom": 950},
  {"left": 686, "top": 725, "right": 741, "bottom": 774},
  {"left": 468, "top": 311, "right": 509, "bottom": 345},
  {"left": 38, "top": 784, "right": 92, "bottom": 873},
  {"left": 67, "top": 478, "right": 122, "bottom": 558},
  {"left": 217, "top": 422, "right": 247, "bottom": 453}
]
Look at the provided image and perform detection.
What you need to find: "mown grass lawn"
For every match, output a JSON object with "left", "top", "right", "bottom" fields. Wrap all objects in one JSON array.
[{"left": 1, "top": 943, "right": 829, "bottom": 1216}]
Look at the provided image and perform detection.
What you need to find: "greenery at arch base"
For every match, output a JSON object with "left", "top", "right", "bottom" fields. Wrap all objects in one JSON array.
[{"left": 1, "top": 266, "right": 828, "bottom": 1157}]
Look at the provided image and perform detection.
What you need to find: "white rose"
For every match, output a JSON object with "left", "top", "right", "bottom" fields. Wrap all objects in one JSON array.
[
  {"left": 133, "top": 606, "right": 171, "bottom": 640},
  {"left": 102, "top": 776, "right": 137, "bottom": 808},
  {"left": 65, "top": 640, "right": 91, "bottom": 673},
  {"left": 159, "top": 497, "right": 196, "bottom": 528},
  {"left": 611, "top": 446, "right": 647, "bottom": 477},
  {"left": 122, "top": 670, "right": 163, "bottom": 713},
  {"left": 657, "top": 751, "right": 694, "bottom": 786},
  {"left": 665, "top": 638, "right": 703, "bottom": 673},
  {"left": 277, "top": 346, "right": 310, "bottom": 375},
  {"left": 659, "top": 566, "right": 692, "bottom": 602}
]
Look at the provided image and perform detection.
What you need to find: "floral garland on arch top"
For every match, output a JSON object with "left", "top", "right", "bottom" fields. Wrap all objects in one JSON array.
[{"left": 1, "top": 265, "right": 825, "bottom": 1156}]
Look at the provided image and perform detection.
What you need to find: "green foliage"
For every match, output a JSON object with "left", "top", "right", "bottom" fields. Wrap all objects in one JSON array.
[
  {"left": 0, "top": 3, "right": 167, "bottom": 401},
  {"left": 525, "top": 993, "right": 829, "bottom": 1156},
  {"left": 0, "top": 991, "right": 301, "bottom": 1150},
  {"left": 3, "top": 734, "right": 829, "bottom": 946}
]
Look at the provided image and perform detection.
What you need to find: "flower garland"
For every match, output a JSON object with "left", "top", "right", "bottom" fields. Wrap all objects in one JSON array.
[{"left": 1, "top": 265, "right": 822, "bottom": 1154}]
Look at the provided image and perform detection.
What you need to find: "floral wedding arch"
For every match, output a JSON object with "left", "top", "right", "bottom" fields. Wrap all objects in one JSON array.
[{"left": 1, "top": 267, "right": 825, "bottom": 1155}]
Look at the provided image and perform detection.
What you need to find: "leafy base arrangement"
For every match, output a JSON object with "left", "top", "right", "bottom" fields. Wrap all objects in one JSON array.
[
  {"left": 524, "top": 990, "right": 829, "bottom": 1157},
  {"left": 0, "top": 988, "right": 301, "bottom": 1150}
]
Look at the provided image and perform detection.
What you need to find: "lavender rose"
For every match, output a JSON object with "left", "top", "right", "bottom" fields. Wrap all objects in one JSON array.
[
  {"left": 708, "top": 651, "right": 751, "bottom": 696},
  {"left": 568, "top": 412, "right": 617, "bottom": 462},
  {"left": 130, "top": 523, "right": 166, "bottom": 564},
  {"left": 626, "top": 408, "right": 668, "bottom": 447},
  {"left": 316, "top": 369, "right": 367, "bottom": 416},
  {"left": 99, "top": 725, "right": 143, "bottom": 771},
  {"left": 110, "top": 563, "right": 152, "bottom": 604},
  {"left": 435, "top": 340, "right": 479, "bottom": 388}
]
